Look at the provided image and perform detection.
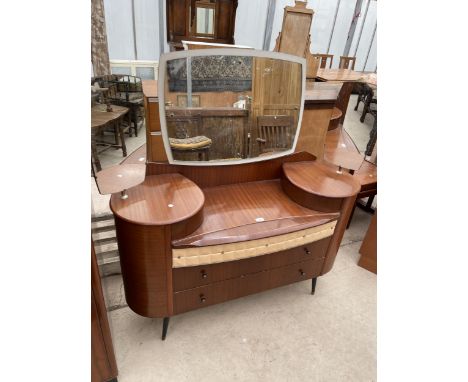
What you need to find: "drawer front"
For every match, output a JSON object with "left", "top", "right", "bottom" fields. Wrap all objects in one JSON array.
[
  {"left": 174, "top": 270, "right": 270, "bottom": 314},
  {"left": 173, "top": 237, "right": 331, "bottom": 292},
  {"left": 269, "top": 258, "right": 323, "bottom": 290},
  {"left": 173, "top": 258, "right": 324, "bottom": 314}
]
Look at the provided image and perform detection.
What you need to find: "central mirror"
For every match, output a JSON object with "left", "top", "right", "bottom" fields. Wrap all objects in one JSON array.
[{"left": 158, "top": 49, "right": 305, "bottom": 165}]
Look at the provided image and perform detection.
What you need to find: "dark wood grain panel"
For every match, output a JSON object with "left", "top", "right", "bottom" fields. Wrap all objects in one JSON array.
[
  {"left": 91, "top": 241, "right": 118, "bottom": 382},
  {"left": 172, "top": 179, "right": 337, "bottom": 247},
  {"left": 114, "top": 217, "right": 173, "bottom": 317},
  {"left": 173, "top": 238, "right": 330, "bottom": 291},
  {"left": 321, "top": 194, "right": 357, "bottom": 275},
  {"left": 174, "top": 258, "right": 323, "bottom": 314},
  {"left": 283, "top": 160, "right": 361, "bottom": 198},
  {"left": 110, "top": 173, "right": 204, "bottom": 226},
  {"left": 146, "top": 151, "right": 316, "bottom": 188},
  {"left": 358, "top": 210, "right": 377, "bottom": 274}
]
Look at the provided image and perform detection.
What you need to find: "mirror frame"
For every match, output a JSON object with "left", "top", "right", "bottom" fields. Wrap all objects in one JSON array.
[{"left": 158, "top": 48, "right": 306, "bottom": 166}]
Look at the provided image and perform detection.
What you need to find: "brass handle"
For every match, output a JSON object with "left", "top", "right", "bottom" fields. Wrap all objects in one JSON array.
[
  {"left": 304, "top": 248, "right": 311, "bottom": 255},
  {"left": 299, "top": 269, "right": 306, "bottom": 277},
  {"left": 201, "top": 270, "right": 208, "bottom": 279},
  {"left": 200, "top": 294, "right": 206, "bottom": 303}
]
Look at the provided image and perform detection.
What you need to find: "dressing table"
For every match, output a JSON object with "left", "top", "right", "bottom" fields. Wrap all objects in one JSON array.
[{"left": 104, "top": 49, "right": 360, "bottom": 340}]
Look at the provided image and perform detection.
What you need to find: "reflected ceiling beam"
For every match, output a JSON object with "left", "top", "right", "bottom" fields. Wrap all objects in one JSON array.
[
  {"left": 343, "top": 0, "right": 363, "bottom": 57},
  {"left": 159, "top": 0, "right": 166, "bottom": 54},
  {"left": 363, "top": 22, "right": 377, "bottom": 71},
  {"left": 353, "top": 0, "right": 370, "bottom": 57},
  {"left": 263, "top": 0, "right": 276, "bottom": 51},
  {"left": 326, "top": 0, "right": 342, "bottom": 54},
  {"left": 131, "top": 0, "right": 138, "bottom": 60}
]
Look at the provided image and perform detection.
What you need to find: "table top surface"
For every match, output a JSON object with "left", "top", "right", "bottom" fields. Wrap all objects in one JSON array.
[
  {"left": 110, "top": 173, "right": 205, "bottom": 226},
  {"left": 91, "top": 105, "right": 129, "bottom": 129},
  {"left": 283, "top": 160, "right": 361, "bottom": 198},
  {"left": 95, "top": 163, "right": 146, "bottom": 195},
  {"left": 316, "top": 69, "right": 375, "bottom": 83}
]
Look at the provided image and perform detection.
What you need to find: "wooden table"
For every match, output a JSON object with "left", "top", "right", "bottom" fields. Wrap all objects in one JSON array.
[
  {"left": 316, "top": 69, "right": 375, "bottom": 125},
  {"left": 91, "top": 104, "right": 129, "bottom": 172}
]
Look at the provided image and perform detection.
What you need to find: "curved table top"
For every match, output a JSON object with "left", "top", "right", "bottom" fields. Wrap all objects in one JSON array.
[
  {"left": 110, "top": 173, "right": 205, "bottom": 226},
  {"left": 283, "top": 161, "right": 361, "bottom": 198},
  {"left": 95, "top": 163, "right": 145, "bottom": 195}
]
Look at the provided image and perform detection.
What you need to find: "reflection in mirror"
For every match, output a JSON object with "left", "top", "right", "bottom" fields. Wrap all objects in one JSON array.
[
  {"left": 196, "top": 6, "right": 214, "bottom": 35},
  {"left": 161, "top": 51, "right": 304, "bottom": 165}
]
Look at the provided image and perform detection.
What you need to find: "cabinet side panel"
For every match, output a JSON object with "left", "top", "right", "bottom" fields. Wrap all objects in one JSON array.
[
  {"left": 321, "top": 195, "right": 357, "bottom": 275},
  {"left": 114, "top": 217, "right": 172, "bottom": 317}
]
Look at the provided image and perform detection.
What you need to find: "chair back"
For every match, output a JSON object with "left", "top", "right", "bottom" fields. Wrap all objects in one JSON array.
[
  {"left": 312, "top": 54, "right": 333, "bottom": 69},
  {"left": 257, "top": 115, "right": 294, "bottom": 154},
  {"left": 166, "top": 113, "right": 202, "bottom": 139},
  {"left": 339, "top": 56, "right": 356, "bottom": 70}
]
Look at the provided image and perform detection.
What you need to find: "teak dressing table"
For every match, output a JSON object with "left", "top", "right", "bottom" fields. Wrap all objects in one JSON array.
[{"left": 104, "top": 50, "right": 360, "bottom": 340}]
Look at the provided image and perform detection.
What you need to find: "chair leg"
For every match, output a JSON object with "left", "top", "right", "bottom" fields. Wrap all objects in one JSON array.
[
  {"left": 132, "top": 107, "right": 138, "bottom": 137},
  {"left": 365, "top": 118, "right": 377, "bottom": 157},
  {"left": 118, "top": 121, "right": 127, "bottom": 157},
  {"left": 311, "top": 277, "right": 317, "bottom": 295},
  {"left": 91, "top": 139, "right": 102, "bottom": 172},
  {"left": 162, "top": 317, "right": 170, "bottom": 340}
]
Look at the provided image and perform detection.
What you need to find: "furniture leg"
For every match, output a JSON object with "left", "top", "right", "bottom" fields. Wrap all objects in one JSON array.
[
  {"left": 127, "top": 111, "right": 133, "bottom": 137},
  {"left": 311, "top": 277, "right": 317, "bottom": 295},
  {"left": 91, "top": 138, "right": 102, "bottom": 172},
  {"left": 162, "top": 317, "right": 170, "bottom": 340},
  {"left": 354, "top": 87, "right": 362, "bottom": 111},
  {"left": 118, "top": 121, "right": 127, "bottom": 157},
  {"left": 356, "top": 195, "right": 376, "bottom": 213},
  {"left": 365, "top": 118, "right": 377, "bottom": 157},
  {"left": 132, "top": 107, "right": 138, "bottom": 137},
  {"left": 113, "top": 121, "right": 120, "bottom": 147}
]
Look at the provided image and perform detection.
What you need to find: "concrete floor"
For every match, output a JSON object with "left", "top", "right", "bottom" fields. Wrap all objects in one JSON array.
[{"left": 92, "top": 95, "right": 377, "bottom": 382}]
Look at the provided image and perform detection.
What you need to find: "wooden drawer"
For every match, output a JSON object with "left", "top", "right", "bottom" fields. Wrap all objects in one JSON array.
[
  {"left": 269, "top": 258, "right": 323, "bottom": 289},
  {"left": 173, "top": 258, "right": 324, "bottom": 314},
  {"left": 172, "top": 237, "right": 331, "bottom": 292},
  {"left": 174, "top": 270, "right": 270, "bottom": 314}
]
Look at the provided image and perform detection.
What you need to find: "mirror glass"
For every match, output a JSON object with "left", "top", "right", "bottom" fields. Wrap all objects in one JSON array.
[
  {"left": 196, "top": 7, "right": 215, "bottom": 35},
  {"left": 161, "top": 51, "right": 304, "bottom": 165}
]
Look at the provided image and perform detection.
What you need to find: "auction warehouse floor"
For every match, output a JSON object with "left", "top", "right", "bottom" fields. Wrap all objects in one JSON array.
[{"left": 91, "top": 95, "right": 377, "bottom": 382}]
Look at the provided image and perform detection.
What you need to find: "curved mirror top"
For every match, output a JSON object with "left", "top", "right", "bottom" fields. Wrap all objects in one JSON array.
[{"left": 158, "top": 49, "right": 306, "bottom": 166}]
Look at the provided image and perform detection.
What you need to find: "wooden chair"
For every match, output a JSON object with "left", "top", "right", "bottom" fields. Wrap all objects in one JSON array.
[
  {"left": 95, "top": 75, "right": 145, "bottom": 137},
  {"left": 360, "top": 87, "right": 377, "bottom": 123},
  {"left": 312, "top": 54, "right": 333, "bottom": 69},
  {"left": 167, "top": 114, "right": 211, "bottom": 161},
  {"left": 339, "top": 56, "right": 356, "bottom": 70},
  {"left": 256, "top": 115, "right": 294, "bottom": 155}
]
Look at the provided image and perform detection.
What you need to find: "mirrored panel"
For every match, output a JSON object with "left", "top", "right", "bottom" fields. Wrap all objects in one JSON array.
[
  {"left": 160, "top": 50, "right": 305, "bottom": 165},
  {"left": 196, "top": 6, "right": 214, "bottom": 35}
]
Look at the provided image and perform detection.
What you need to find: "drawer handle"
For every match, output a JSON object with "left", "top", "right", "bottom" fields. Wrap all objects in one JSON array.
[
  {"left": 304, "top": 248, "right": 311, "bottom": 255},
  {"left": 200, "top": 294, "right": 206, "bottom": 303},
  {"left": 299, "top": 269, "right": 306, "bottom": 277},
  {"left": 201, "top": 270, "right": 208, "bottom": 279}
]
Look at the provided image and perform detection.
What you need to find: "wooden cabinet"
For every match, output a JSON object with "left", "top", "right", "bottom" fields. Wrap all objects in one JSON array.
[
  {"left": 166, "top": 0, "right": 238, "bottom": 50},
  {"left": 92, "top": 241, "right": 118, "bottom": 382}
]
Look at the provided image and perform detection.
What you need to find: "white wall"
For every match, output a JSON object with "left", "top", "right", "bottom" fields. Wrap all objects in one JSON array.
[
  {"left": 234, "top": 0, "right": 269, "bottom": 49},
  {"left": 104, "top": 0, "right": 135, "bottom": 60},
  {"left": 134, "top": 0, "right": 160, "bottom": 60},
  {"left": 103, "top": 0, "right": 376, "bottom": 72}
]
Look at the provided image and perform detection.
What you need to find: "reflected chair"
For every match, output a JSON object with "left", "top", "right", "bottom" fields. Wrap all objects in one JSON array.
[
  {"left": 312, "top": 54, "right": 333, "bottom": 69},
  {"left": 339, "top": 56, "right": 356, "bottom": 70},
  {"left": 167, "top": 114, "right": 211, "bottom": 161},
  {"left": 256, "top": 115, "right": 294, "bottom": 155}
]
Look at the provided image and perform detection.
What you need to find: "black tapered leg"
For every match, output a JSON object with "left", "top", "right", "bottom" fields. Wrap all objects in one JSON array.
[
  {"left": 161, "top": 317, "right": 170, "bottom": 341},
  {"left": 311, "top": 277, "right": 317, "bottom": 295}
]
